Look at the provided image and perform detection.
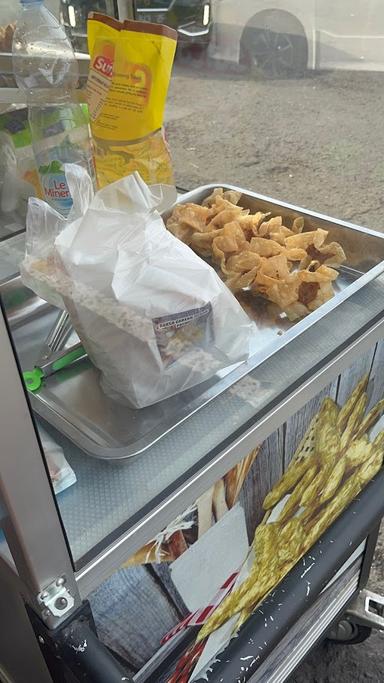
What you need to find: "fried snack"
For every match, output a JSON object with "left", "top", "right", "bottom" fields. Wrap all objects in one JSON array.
[
  {"left": 372, "top": 430, "right": 384, "bottom": 451},
  {"left": 340, "top": 393, "right": 368, "bottom": 451},
  {"left": 299, "top": 241, "right": 346, "bottom": 270},
  {"left": 212, "top": 222, "right": 248, "bottom": 271},
  {"left": 337, "top": 374, "right": 369, "bottom": 432},
  {"left": 189, "top": 229, "right": 219, "bottom": 257},
  {"left": 292, "top": 414, "right": 319, "bottom": 464},
  {"left": 166, "top": 206, "right": 206, "bottom": 245},
  {"left": 357, "top": 450, "right": 383, "bottom": 486},
  {"left": 300, "top": 468, "right": 327, "bottom": 507},
  {"left": 345, "top": 437, "right": 372, "bottom": 468},
  {"left": 240, "top": 216, "right": 272, "bottom": 242},
  {"left": 202, "top": 187, "right": 242, "bottom": 207},
  {"left": 197, "top": 569, "right": 256, "bottom": 639},
  {"left": 292, "top": 216, "right": 305, "bottom": 233},
  {"left": 278, "top": 518, "right": 305, "bottom": 564},
  {"left": 313, "top": 398, "right": 339, "bottom": 458},
  {"left": 166, "top": 190, "right": 346, "bottom": 319},
  {"left": 304, "top": 476, "right": 361, "bottom": 549},
  {"left": 354, "top": 399, "right": 384, "bottom": 440},
  {"left": 262, "top": 456, "right": 313, "bottom": 510},
  {"left": 200, "top": 517, "right": 305, "bottom": 640},
  {"left": 319, "top": 458, "right": 346, "bottom": 503},
  {"left": 209, "top": 207, "right": 247, "bottom": 230},
  {"left": 226, "top": 251, "right": 263, "bottom": 274},
  {"left": 277, "top": 464, "right": 318, "bottom": 523},
  {"left": 249, "top": 236, "right": 284, "bottom": 258},
  {"left": 285, "top": 228, "right": 328, "bottom": 251},
  {"left": 198, "top": 559, "right": 279, "bottom": 642},
  {"left": 195, "top": 383, "right": 382, "bottom": 645},
  {"left": 357, "top": 431, "right": 384, "bottom": 485},
  {"left": 226, "top": 265, "right": 260, "bottom": 294},
  {"left": 234, "top": 605, "right": 253, "bottom": 633}
]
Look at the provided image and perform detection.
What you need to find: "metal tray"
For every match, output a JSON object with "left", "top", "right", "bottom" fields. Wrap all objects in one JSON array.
[{"left": 16, "top": 185, "right": 384, "bottom": 459}]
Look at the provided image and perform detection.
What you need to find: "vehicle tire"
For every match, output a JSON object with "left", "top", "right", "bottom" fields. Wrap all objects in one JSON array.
[
  {"left": 240, "top": 10, "right": 308, "bottom": 79},
  {"left": 326, "top": 619, "right": 372, "bottom": 645}
]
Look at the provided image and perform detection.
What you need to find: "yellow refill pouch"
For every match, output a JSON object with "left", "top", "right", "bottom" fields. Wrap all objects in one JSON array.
[{"left": 87, "top": 14, "right": 177, "bottom": 187}]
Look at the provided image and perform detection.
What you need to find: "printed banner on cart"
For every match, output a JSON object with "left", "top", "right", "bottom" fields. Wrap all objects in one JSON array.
[{"left": 89, "top": 340, "right": 384, "bottom": 680}]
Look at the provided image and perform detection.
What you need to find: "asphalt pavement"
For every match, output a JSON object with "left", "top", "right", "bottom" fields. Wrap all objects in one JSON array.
[{"left": 166, "top": 57, "right": 384, "bottom": 682}]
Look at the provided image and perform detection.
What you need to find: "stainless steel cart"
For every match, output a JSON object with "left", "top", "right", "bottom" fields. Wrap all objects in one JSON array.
[
  {"left": 1, "top": 215, "right": 384, "bottom": 682},
  {"left": 1, "top": 1, "right": 384, "bottom": 679}
]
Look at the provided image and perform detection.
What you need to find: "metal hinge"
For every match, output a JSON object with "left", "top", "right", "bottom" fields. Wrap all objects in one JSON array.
[
  {"left": 346, "top": 588, "right": 384, "bottom": 631},
  {"left": 37, "top": 576, "right": 75, "bottom": 626}
]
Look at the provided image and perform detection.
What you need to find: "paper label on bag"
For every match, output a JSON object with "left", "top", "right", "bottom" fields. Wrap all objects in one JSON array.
[
  {"left": 153, "top": 303, "right": 213, "bottom": 367},
  {"left": 87, "top": 42, "right": 115, "bottom": 122}
]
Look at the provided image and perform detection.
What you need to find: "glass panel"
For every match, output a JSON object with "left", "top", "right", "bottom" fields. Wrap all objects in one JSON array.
[
  {"left": 163, "top": 1, "right": 384, "bottom": 231},
  {"left": 0, "top": 0, "right": 382, "bottom": 590},
  {"left": 83, "top": 330, "right": 381, "bottom": 678},
  {"left": 60, "top": 1, "right": 118, "bottom": 53},
  {"left": 2, "top": 234, "right": 383, "bottom": 569},
  {"left": 0, "top": 1, "right": 118, "bottom": 55}
]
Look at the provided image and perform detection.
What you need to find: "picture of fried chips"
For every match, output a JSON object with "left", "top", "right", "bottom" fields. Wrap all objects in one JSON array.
[
  {"left": 167, "top": 189, "right": 347, "bottom": 320},
  {"left": 197, "top": 375, "right": 384, "bottom": 644}
]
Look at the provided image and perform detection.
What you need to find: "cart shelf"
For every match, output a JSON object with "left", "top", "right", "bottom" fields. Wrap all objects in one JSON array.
[{"left": 2, "top": 231, "right": 384, "bottom": 597}]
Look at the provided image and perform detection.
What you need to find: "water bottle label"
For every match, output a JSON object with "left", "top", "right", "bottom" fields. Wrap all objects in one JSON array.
[{"left": 39, "top": 160, "right": 72, "bottom": 214}]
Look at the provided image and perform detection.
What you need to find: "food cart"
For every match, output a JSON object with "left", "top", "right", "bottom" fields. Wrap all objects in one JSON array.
[{"left": 1, "top": 3, "right": 384, "bottom": 683}]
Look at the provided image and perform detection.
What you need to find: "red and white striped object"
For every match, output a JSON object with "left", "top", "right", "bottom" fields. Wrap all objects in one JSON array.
[{"left": 161, "top": 570, "right": 239, "bottom": 645}]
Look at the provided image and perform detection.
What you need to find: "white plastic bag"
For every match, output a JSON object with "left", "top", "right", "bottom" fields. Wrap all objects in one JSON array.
[
  {"left": 24, "top": 167, "right": 256, "bottom": 408},
  {"left": 21, "top": 166, "right": 94, "bottom": 308}
]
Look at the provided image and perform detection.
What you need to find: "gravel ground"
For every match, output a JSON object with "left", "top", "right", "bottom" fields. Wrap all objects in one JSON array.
[
  {"left": 166, "top": 61, "right": 384, "bottom": 231},
  {"left": 166, "top": 58, "right": 384, "bottom": 681}
]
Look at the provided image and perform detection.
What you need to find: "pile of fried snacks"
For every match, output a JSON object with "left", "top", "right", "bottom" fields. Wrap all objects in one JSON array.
[{"left": 167, "top": 188, "right": 346, "bottom": 320}]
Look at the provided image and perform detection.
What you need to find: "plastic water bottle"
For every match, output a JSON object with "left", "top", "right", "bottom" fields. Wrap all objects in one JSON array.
[{"left": 12, "top": 0, "right": 95, "bottom": 216}]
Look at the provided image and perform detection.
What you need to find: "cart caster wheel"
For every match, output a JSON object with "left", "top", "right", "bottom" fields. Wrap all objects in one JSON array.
[{"left": 327, "top": 620, "right": 372, "bottom": 645}]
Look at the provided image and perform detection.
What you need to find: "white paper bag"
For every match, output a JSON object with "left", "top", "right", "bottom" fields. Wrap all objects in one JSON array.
[{"left": 23, "top": 167, "right": 257, "bottom": 408}]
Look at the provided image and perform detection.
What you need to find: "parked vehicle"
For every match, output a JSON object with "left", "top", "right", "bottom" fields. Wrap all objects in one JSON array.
[
  {"left": 136, "top": 0, "right": 212, "bottom": 49},
  {"left": 60, "top": 0, "right": 212, "bottom": 53},
  {"left": 209, "top": 0, "right": 384, "bottom": 77}
]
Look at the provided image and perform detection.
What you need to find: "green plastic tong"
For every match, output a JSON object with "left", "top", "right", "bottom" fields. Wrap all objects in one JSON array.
[{"left": 23, "top": 343, "right": 86, "bottom": 392}]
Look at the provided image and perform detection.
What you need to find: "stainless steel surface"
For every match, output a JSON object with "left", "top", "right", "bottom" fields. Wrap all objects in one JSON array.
[
  {"left": 0, "top": 274, "right": 50, "bottom": 329},
  {"left": 0, "top": 561, "right": 53, "bottom": 683},
  {"left": 75, "top": 314, "right": 384, "bottom": 595},
  {"left": 346, "top": 588, "right": 384, "bottom": 631},
  {"left": 1, "top": 272, "right": 379, "bottom": 582},
  {"left": 37, "top": 575, "right": 75, "bottom": 621},
  {"left": 0, "top": 304, "right": 81, "bottom": 628},
  {"left": 21, "top": 185, "right": 384, "bottom": 459},
  {"left": 37, "top": 310, "right": 73, "bottom": 365},
  {"left": 38, "top": 342, "right": 86, "bottom": 378}
]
